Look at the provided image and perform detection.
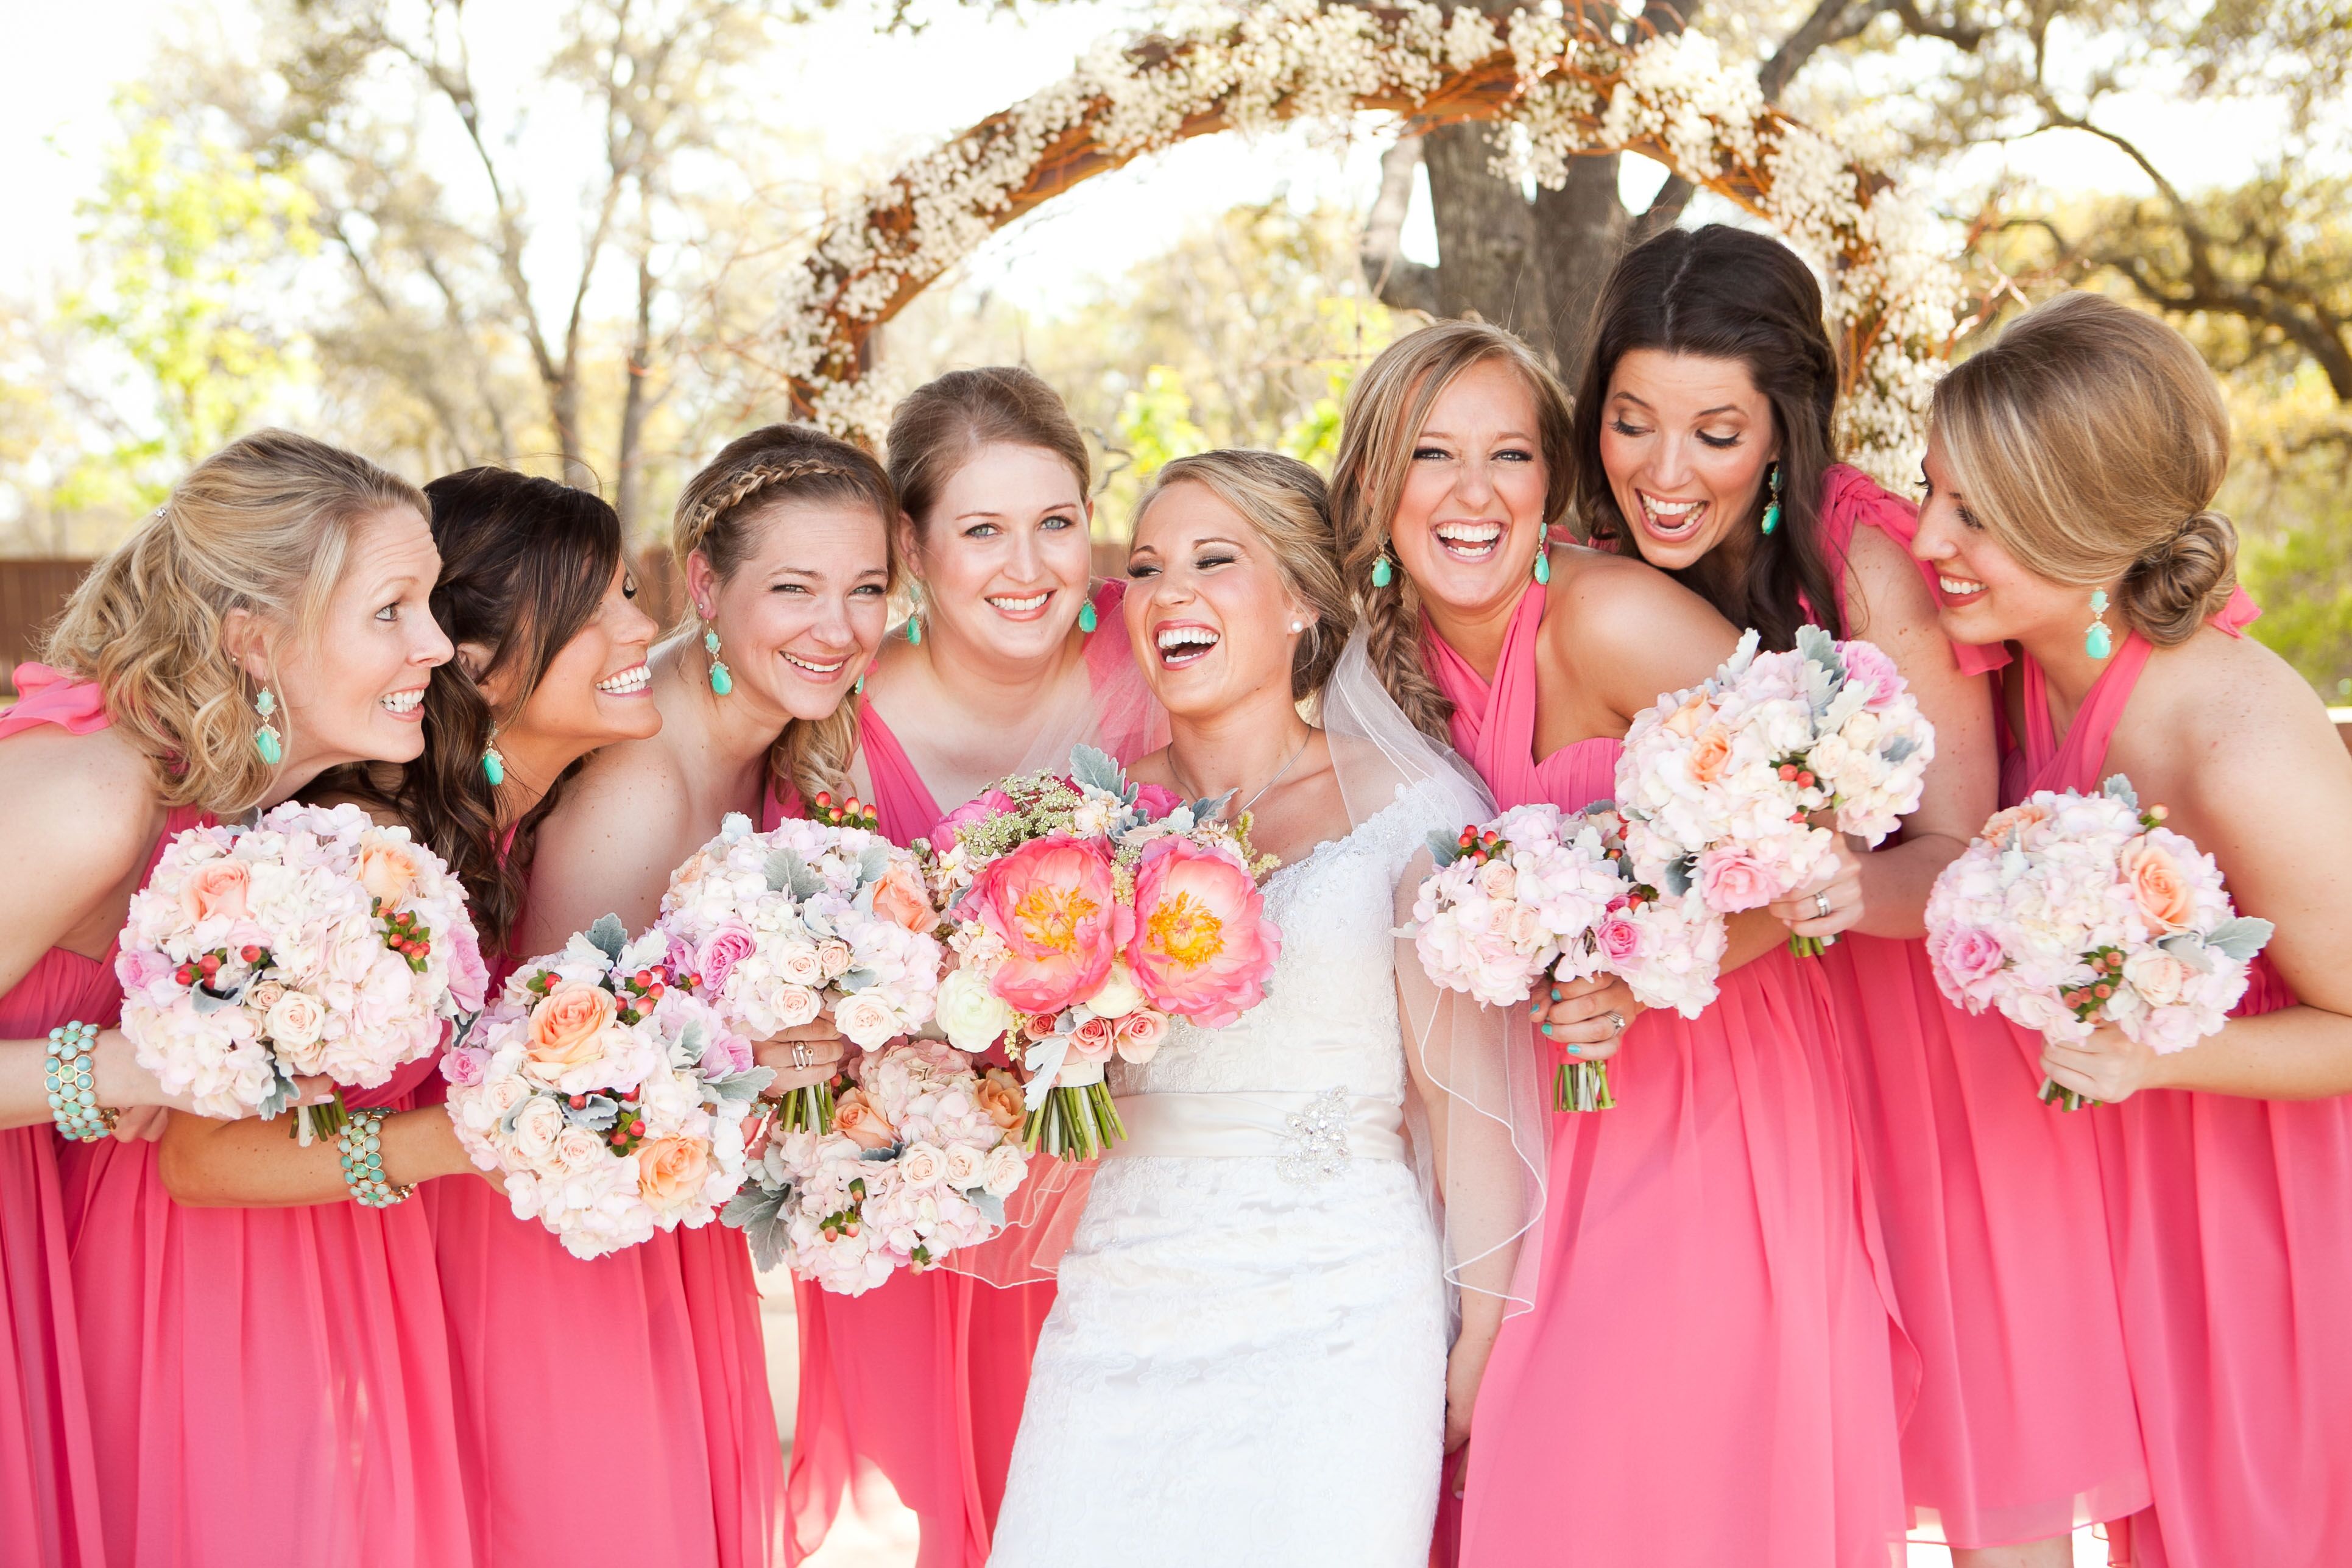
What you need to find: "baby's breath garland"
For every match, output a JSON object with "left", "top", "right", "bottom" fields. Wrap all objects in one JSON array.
[{"left": 768, "top": 1, "right": 1966, "bottom": 484}]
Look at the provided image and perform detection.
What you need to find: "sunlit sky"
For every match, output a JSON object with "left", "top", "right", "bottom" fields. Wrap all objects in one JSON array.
[{"left": 6, "top": 0, "right": 2291, "bottom": 327}]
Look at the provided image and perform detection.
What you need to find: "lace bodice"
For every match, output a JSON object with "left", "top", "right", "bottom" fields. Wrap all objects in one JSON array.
[{"left": 1109, "top": 779, "right": 1452, "bottom": 1106}]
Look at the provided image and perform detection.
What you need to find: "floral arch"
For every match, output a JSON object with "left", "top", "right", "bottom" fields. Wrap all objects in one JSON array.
[{"left": 765, "top": 1, "right": 1967, "bottom": 485}]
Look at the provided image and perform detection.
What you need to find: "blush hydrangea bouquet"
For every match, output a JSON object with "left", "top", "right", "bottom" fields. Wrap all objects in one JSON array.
[
  {"left": 656, "top": 803, "right": 944, "bottom": 1134},
  {"left": 1409, "top": 801, "right": 1726, "bottom": 1111},
  {"left": 441, "top": 917, "right": 774, "bottom": 1257},
  {"left": 1616, "top": 626, "right": 1935, "bottom": 956},
  {"left": 116, "top": 801, "right": 487, "bottom": 1140},
  {"left": 1924, "top": 775, "right": 2273, "bottom": 1109},
  {"left": 921, "top": 746, "right": 1282, "bottom": 1160},
  {"left": 721, "top": 1040, "right": 1031, "bottom": 1293}
]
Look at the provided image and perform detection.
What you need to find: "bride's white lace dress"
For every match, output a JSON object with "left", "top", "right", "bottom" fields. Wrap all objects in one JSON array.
[{"left": 989, "top": 781, "right": 1453, "bottom": 1568}]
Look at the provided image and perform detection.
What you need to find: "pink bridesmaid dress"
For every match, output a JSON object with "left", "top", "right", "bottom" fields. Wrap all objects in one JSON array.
[
  {"left": 12, "top": 671, "right": 473, "bottom": 1567},
  {"left": 2002, "top": 620, "right": 2352, "bottom": 1568},
  {"left": 785, "top": 582, "right": 1160, "bottom": 1568},
  {"left": 0, "top": 666, "right": 129, "bottom": 1568},
  {"left": 1446, "top": 589, "right": 1913, "bottom": 1568},
  {"left": 1809, "top": 467, "right": 2147, "bottom": 1545}
]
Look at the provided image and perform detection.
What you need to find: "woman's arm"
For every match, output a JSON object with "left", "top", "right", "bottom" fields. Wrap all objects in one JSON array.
[{"left": 158, "top": 1101, "right": 481, "bottom": 1206}]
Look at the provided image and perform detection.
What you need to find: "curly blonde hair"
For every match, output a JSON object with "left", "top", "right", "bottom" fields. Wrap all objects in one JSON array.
[
  {"left": 671, "top": 424, "right": 902, "bottom": 803},
  {"left": 44, "top": 429, "right": 428, "bottom": 813}
]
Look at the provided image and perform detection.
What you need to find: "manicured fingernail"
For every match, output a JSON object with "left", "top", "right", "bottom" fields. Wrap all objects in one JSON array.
[
  {"left": 1539, "top": 1023, "right": 1553, "bottom": 1037},
  {"left": 1550, "top": 987, "right": 1562, "bottom": 1001}
]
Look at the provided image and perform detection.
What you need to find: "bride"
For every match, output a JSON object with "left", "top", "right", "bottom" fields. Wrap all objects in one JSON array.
[{"left": 987, "top": 450, "right": 1547, "bottom": 1566}]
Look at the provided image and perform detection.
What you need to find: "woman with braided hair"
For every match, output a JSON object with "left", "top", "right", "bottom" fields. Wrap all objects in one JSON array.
[
  {"left": 509, "top": 423, "right": 894, "bottom": 1567},
  {"left": 1323, "top": 320, "right": 1911, "bottom": 1567}
]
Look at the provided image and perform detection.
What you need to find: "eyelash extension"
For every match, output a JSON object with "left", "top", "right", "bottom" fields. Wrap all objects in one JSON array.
[
  {"left": 1696, "top": 432, "right": 1741, "bottom": 450},
  {"left": 1608, "top": 419, "right": 1647, "bottom": 438}
]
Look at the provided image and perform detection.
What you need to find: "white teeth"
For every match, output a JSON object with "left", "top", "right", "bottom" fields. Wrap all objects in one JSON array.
[
  {"left": 1436, "top": 522, "right": 1503, "bottom": 546},
  {"left": 595, "top": 665, "right": 651, "bottom": 694},
  {"left": 1156, "top": 626, "right": 1218, "bottom": 652},
  {"left": 989, "top": 593, "right": 1049, "bottom": 612},
  {"left": 380, "top": 690, "right": 423, "bottom": 714},
  {"left": 782, "top": 651, "right": 846, "bottom": 676},
  {"left": 1938, "top": 575, "right": 1985, "bottom": 597},
  {"left": 1641, "top": 495, "right": 1703, "bottom": 523}
]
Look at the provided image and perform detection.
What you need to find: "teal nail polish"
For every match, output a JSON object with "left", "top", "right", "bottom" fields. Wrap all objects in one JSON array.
[
  {"left": 1540, "top": 1023, "right": 1553, "bottom": 1037},
  {"left": 1550, "top": 987, "right": 1562, "bottom": 1001}
]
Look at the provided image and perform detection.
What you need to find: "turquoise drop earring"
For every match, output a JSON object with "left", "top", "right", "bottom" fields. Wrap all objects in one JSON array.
[
  {"left": 1371, "top": 553, "right": 1394, "bottom": 589},
  {"left": 252, "top": 685, "right": 283, "bottom": 766},
  {"left": 1077, "top": 595, "right": 1098, "bottom": 635},
  {"left": 1533, "top": 540, "right": 1551, "bottom": 585},
  {"left": 704, "top": 627, "right": 733, "bottom": 695},
  {"left": 482, "top": 729, "right": 506, "bottom": 787},
  {"left": 1760, "top": 461, "right": 1785, "bottom": 536},
  {"left": 2084, "top": 588, "right": 2114, "bottom": 660},
  {"left": 906, "top": 613, "right": 922, "bottom": 647}
]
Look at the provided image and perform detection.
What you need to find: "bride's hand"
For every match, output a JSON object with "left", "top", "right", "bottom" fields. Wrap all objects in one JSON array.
[
  {"left": 755, "top": 1022, "right": 846, "bottom": 1095},
  {"left": 1530, "top": 973, "right": 1642, "bottom": 1060}
]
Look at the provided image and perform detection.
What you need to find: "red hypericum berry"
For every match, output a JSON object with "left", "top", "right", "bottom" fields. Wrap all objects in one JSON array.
[
  {"left": 1778, "top": 764, "right": 1798, "bottom": 780},
  {"left": 241, "top": 945, "right": 261, "bottom": 962},
  {"left": 630, "top": 1119, "right": 646, "bottom": 1137},
  {"left": 2094, "top": 983, "right": 2113, "bottom": 998},
  {"left": 1797, "top": 771, "right": 1815, "bottom": 788},
  {"left": 569, "top": 1095, "right": 587, "bottom": 1109},
  {"left": 814, "top": 791, "right": 833, "bottom": 808}
]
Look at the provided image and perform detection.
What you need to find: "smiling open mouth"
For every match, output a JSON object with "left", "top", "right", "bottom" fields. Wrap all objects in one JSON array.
[
  {"left": 1434, "top": 521, "right": 1503, "bottom": 562},
  {"left": 987, "top": 591, "right": 1053, "bottom": 618},
  {"left": 781, "top": 650, "right": 847, "bottom": 678},
  {"left": 1937, "top": 573, "right": 1986, "bottom": 602},
  {"left": 380, "top": 689, "right": 425, "bottom": 716},
  {"left": 596, "top": 663, "right": 651, "bottom": 695},
  {"left": 1636, "top": 493, "right": 1708, "bottom": 542},
  {"left": 1154, "top": 624, "right": 1219, "bottom": 668}
]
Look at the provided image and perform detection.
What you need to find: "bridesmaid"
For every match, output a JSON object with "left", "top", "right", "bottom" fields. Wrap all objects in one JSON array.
[
  {"left": 1561, "top": 225, "right": 2147, "bottom": 1563},
  {"left": 1327, "top": 320, "right": 1912, "bottom": 1567},
  {"left": 524, "top": 423, "right": 895, "bottom": 1568},
  {"left": 1916, "top": 292, "right": 2352, "bottom": 1567},
  {"left": 787, "top": 367, "right": 1162, "bottom": 1567},
  {"left": 26, "top": 431, "right": 466, "bottom": 1566}
]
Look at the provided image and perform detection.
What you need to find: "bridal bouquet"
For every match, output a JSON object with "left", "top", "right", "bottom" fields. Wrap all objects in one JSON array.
[
  {"left": 441, "top": 918, "right": 773, "bottom": 1258},
  {"left": 1924, "top": 775, "right": 2273, "bottom": 1109},
  {"left": 1410, "top": 802, "right": 1726, "bottom": 1111},
  {"left": 656, "top": 805, "right": 944, "bottom": 1134},
  {"left": 116, "top": 801, "right": 487, "bottom": 1140},
  {"left": 1617, "top": 626, "right": 1935, "bottom": 956},
  {"left": 921, "top": 746, "right": 1281, "bottom": 1160},
  {"left": 721, "top": 1040, "right": 1030, "bottom": 1293}
]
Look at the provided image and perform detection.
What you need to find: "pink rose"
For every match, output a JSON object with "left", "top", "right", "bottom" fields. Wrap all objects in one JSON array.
[
  {"left": 1068, "top": 1014, "right": 1117, "bottom": 1061},
  {"left": 696, "top": 923, "right": 758, "bottom": 994},
  {"left": 1132, "top": 782, "right": 1185, "bottom": 818},
  {"left": 182, "top": 859, "right": 251, "bottom": 925},
  {"left": 665, "top": 933, "right": 699, "bottom": 985},
  {"left": 967, "top": 836, "right": 1131, "bottom": 1015},
  {"left": 936, "top": 788, "right": 1017, "bottom": 849},
  {"left": 1839, "top": 640, "right": 1904, "bottom": 708},
  {"left": 1595, "top": 916, "right": 1642, "bottom": 966},
  {"left": 1125, "top": 838, "right": 1280, "bottom": 1029},
  {"left": 446, "top": 920, "right": 489, "bottom": 1013},
  {"left": 116, "top": 948, "right": 170, "bottom": 991},
  {"left": 1112, "top": 1008, "right": 1168, "bottom": 1062},
  {"left": 698, "top": 1028, "right": 754, "bottom": 1078},
  {"left": 1695, "top": 846, "right": 1783, "bottom": 913},
  {"left": 439, "top": 1045, "right": 490, "bottom": 1087},
  {"left": 1935, "top": 926, "right": 2006, "bottom": 1002}
]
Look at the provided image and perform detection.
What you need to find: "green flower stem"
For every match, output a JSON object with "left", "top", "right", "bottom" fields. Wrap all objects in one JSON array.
[
  {"left": 2038, "top": 1077, "right": 2096, "bottom": 1112},
  {"left": 779, "top": 1082, "right": 836, "bottom": 1135},
  {"left": 288, "top": 1090, "right": 350, "bottom": 1143},
  {"left": 1554, "top": 1059, "right": 1616, "bottom": 1114}
]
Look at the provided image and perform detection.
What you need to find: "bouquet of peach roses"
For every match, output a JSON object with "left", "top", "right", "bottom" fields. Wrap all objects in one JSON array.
[
  {"left": 921, "top": 746, "right": 1282, "bottom": 1160},
  {"left": 116, "top": 801, "right": 487, "bottom": 1141},
  {"left": 1925, "top": 774, "right": 2273, "bottom": 1109},
  {"left": 655, "top": 803, "right": 944, "bottom": 1135},
  {"left": 442, "top": 917, "right": 772, "bottom": 1259}
]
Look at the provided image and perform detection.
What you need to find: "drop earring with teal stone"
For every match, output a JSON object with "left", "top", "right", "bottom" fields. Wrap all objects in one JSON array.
[
  {"left": 1532, "top": 542, "right": 1551, "bottom": 585},
  {"left": 906, "top": 612, "right": 922, "bottom": 647},
  {"left": 1371, "top": 552, "right": 1394, "bottom": 589},
  {"left": 2084, "top": 588, "right": 2114, "bottom": 660},
  {"left": 482, "top": 729, "right": 506, "bottom": 787},
  {"left": 1760, "top": 461, "right": 1785, "bottom": 536},
  {"left": 1077, "top": 593, "right": 1098, "bottom": 635},
  {"left": 252, "top": 686, "right": 284, "bottom": 766},
  {"left": 704, "top": 627, "right": 733, "bottom": 695}
]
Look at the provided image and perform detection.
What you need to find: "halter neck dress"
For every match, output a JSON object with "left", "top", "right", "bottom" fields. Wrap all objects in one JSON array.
[
  {"left": 2003, "top": 621, "right": 2352, "bottom": 1568},
  {"left": 1446, "top": 587, "right": 1913, "bottom": 1568},
  {"left": 1805, "top": 467, "right": 2149, "bottom": 1545},
  {"left": 782, "top": 581, "right": 1164, "bottom": 1568}
]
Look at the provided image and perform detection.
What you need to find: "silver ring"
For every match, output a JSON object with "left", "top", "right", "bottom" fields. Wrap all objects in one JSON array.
[
  {"left": 1604, "top": 1010, "right": 1626, "bottom": 1039},
  {"left": 1813, "top": 891, "right": 1832, "bottom": 920},
  {"left": 790, "top": 1042, "right": 812, "bottom": 1070}
]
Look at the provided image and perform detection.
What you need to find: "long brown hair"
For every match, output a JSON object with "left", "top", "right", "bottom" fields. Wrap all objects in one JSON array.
[
  {"left": 1570, "top": 224, "right": 1846, "bottom": 649},
  {"left": 671, "top": 424, "right": 900, "bottom": 803},
  {"left": 1327, "top": 320, "right": 1577, "bottom": 742},
  {"left": 886, "top": 366, "right": 1090, "bottom": 535},
  {"left": 319, "top": 469, "right": 623, "bottom": 956}
]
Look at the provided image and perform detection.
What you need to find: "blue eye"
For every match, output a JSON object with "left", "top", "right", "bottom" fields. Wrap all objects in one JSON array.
[{"left": 1040, "top": 514, "right": 1078, "bottom": 531}]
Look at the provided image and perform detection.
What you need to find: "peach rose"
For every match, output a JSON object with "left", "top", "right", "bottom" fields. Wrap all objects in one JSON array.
[
  {"left": 1688, "top": 724, "right": 1734, "bottom": 785},
  {"left": 816, "top": 939, "right": 854, "bottom": 980},
  {"left": 357, "top": 840, "right": 420, "bottom": 905},
  {"left": 526, "top": 983, "right": 618, "bottom": 1071},
  {"left": 872, "top": 862, "right": 936, "bottom": 934},
  {"left": 832, "top": 1088, "right": 899, "bottom": 1151},
  {"left": 1477, "top": 861, "right": 1517, "bottom": 900},
  {"left": 182, "top": 859, "right": 251, "bottom": 925},
  {"left": 2120, "top": 841, "right": 2194, "bottom": 932},
  {"left": 1112, "top": 1008, "right": 1168, "bottom": 1063},
  {"left": 974, "top": 1070, "right": 1025, "bottom": 1131},
  {"left": 1661, "top": 690, "right": 1713, "bottom": 739},
  {"left": 1068, "top": 1014, "right": 1117, "bottom": 1062},
  {"left": 1981, "top": 801, "right": 2052, "bottom": 842},
  {"left": 636, "top": 1137, "right": 712, "bottom": 1210}
]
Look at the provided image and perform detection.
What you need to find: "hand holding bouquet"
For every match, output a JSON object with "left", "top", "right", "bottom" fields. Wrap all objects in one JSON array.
[
  {"left": 116, "top": 801, "right": 487, "bottom": 1140},
  {"left": 657, "top": 807, "right": 944, "bottom": 1134},
  {"left": 923, "top": 745, "right": 1281, "bottom": 1159},
  {"left": 441, "top": 917, "right": 774, "bottom": 1258},
  {"left": 1617, "top": 627, "right": 1934, "bottom": 956},
  {"left": 1409, "top": 802, "right": 1725, "bottom": 1111},
  {"left": 1925, "top": 774, "right": 2273, "bottom": 1109},
  {"left": 722, "top": 1040, "right": 1030, "bottom": 1293}
]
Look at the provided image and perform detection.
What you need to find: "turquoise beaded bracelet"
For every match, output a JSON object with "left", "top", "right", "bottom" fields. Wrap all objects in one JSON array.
[
  {"left": 335, "top": 1107, "right": 414, "bottom": 1209},
  {"left": 44, "top": 1022, "right": 117, "bottom": 1142}
]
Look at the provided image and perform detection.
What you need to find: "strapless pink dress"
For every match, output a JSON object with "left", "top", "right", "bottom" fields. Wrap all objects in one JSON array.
[
  {"left": 2002, "top": 626, "right": 2352, "bottom": 1568},
  {"left": 1807, "top": 468, "right": 2146, "bottom": 1544},
  {"left": 1446, "top": 592, "right": 1912, "bottom": 1568},
  {"left": 784, "top": 582, "right": 1163, "bottom": 1568},
  {"left": 0, "top": 666, "right": 131, "bottom": 1568}
]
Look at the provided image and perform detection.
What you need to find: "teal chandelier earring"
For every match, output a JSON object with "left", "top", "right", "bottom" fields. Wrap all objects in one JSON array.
[
  {"left": 1371, "top": 550, "right": 1394, "bottom": 589},
  {"left": 1077, "top": 588, "right": 1098, "bottom": 635},
  {"left": 1533, "top": 536, "right": 1552, "bottom": 585},
  {"left": 252, "top": 684, "right": 283, "bottom": 766},
  {"left": 2084, "top": 588, "right": 2114, "bottom": 660},
  {"left": 481, "top": 727, "right": 506, "bottom": 787},
  {"left": 1760, "top": 461, "right": 1785, "bottom": 536},
  {"left": 704, "top": 626, "right": 733, "bottom": 695}
]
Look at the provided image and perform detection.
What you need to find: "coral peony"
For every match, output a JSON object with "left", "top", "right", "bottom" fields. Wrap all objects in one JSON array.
[
  {"left": 967, "top": 835, "right": 1130, "bottom": 1015},
  {"left": 1125, "top": 837, "right": 1280, "bottom": 1029}
]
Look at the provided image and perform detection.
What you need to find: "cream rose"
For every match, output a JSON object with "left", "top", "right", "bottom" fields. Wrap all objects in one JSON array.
[
  {"left": 777, "top": 943, "right": 826, "bottom": 987},
  {"left": 550, "top": 1123, "right": 608, "bottom": 1179},
  {"left": 509, "top": 1095, "right": 567, "bottom": 1166},
  {"left": 897, "top": 1142, "right": 947, "bottom": 1190},
  {"left": 2123, "top": 950, "right": 2191, "bottom": 1008},
  {"left": 356, "top": 839, "right": 420, "bottom": 904},
  {"left": 816, "top": 939, "right": 855, "bottom": 980},
  {"left": 263, "top": 988, "right": 327, "bottom": 1050},
  {"left": 941, "top": 1142, "right": 984, "bottom": 1189},
  {"left": 834, "top": 992, "right": 903, "bottom": 1050},
  {"left": 936, "top": 967, "right": 1016, "bottom": 1056},
  {"left": 980, "top": 1142, "right": 1026, "bottom": 1199},
  {"left": 1086, "top": 960, "right": 1146, "bottom": 1020}
]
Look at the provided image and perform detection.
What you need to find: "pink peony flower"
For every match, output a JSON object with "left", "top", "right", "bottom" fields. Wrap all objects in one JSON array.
[
  {"left": 1696, "top": 846, "right": 1785, "bottom": 913},
  {"left": 1840, "top": 640, "right": 1904, "bottom": 708},
  {"left": 967, "top": 836, "right": 1131, "bottom": 1015},
  {"left": 936, "top": 788, "right": 1017, "bottom": 849},
  {"left": 696, "top": 923, "right": 758, "bottom": 994},
  {"left": 1125, "top": 837, "right": 1280, "bottom": 1029}
]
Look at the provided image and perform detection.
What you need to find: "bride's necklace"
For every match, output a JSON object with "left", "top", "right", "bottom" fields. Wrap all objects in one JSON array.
[{"left": 1170, "top": 726, "right": 1314, "bottom": 818}]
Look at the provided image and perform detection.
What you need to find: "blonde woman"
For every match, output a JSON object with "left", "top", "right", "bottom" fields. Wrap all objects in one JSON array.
[
  {"left": 1915, "top": 291, "right": 2352, "bottom": 1567},
  {"left": 453, "top": 423, "right": 895, "bottom": 1568},
  {"left": 0, "top": 430, "right": 463, "bottom": 1566}
]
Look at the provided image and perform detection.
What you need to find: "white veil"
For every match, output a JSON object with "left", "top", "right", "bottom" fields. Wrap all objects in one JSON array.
[{"left": 1319, "top": 628, "right": 1550, "bottom": 1323}]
